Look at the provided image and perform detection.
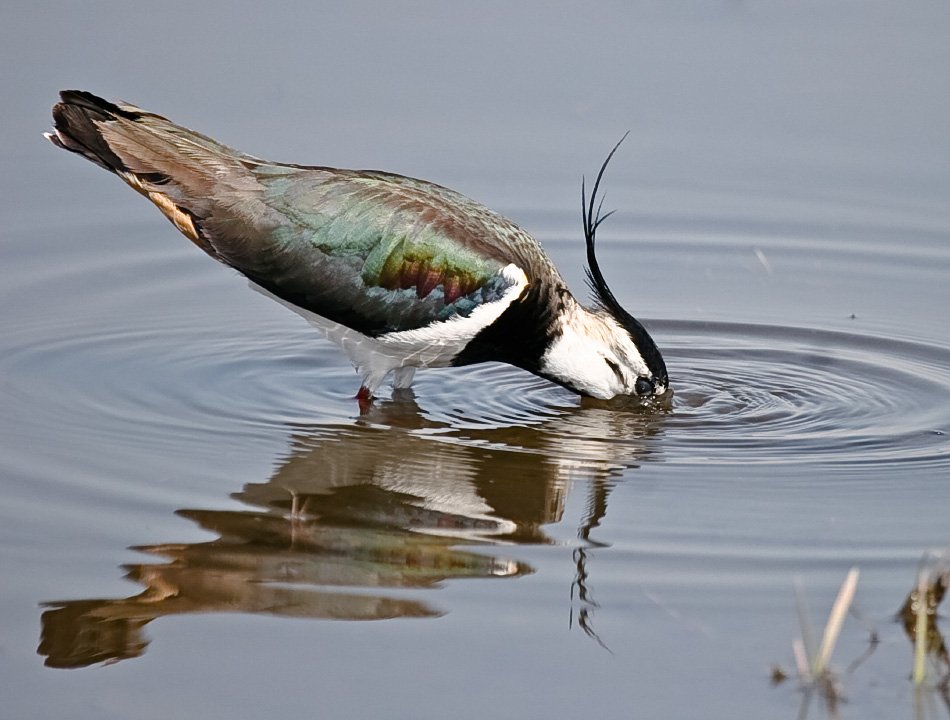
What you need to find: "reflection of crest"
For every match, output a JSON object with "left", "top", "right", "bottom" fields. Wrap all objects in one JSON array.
[{"left": 39, "top": 394, "right": 666, "bottom": 668}]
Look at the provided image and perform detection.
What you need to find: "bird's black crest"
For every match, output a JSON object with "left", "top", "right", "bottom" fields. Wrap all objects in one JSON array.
[
  {"left": 581, "top": 134, "right": 668, "bottom": 383},
  {"left": 582, "top": 132, "right": 628, "bottom": 316}
]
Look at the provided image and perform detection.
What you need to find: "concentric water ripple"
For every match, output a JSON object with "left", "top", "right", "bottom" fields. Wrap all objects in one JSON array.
[
  {"left": 656, "top": 320, "right": 950, "bottom": 467},
  {"left": 4, "top": 303, "right": 950, "bottom": 472},
  {"left": 3, "top": 236, "right": 949, "bottom": 473}
]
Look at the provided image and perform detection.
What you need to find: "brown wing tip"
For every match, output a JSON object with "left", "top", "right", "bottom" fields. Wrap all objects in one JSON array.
[{"left": 48, "top": 90, "right": 134, "bottom": 173}]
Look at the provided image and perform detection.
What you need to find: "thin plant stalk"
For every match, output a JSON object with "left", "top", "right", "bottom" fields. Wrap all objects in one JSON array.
[
  {"left": 815, "top": 567, "right": 859, "bottom": 675},
  {"left": 795, "top": 579, "right": 819, "bottom": 669},
  {"left": 793, "top": 638, "right": 812, "bottom": 683},
  {"left": 914, "top": 570, "right": 929, "bottom": 685}
]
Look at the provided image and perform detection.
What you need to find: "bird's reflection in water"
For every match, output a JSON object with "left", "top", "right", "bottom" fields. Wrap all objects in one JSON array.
[{"left": 39, "top": 390, "right": 666, "bottom": 668}]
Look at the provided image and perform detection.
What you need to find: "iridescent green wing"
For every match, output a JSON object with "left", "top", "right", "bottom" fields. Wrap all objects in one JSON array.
[{"left": 198, "top": 164, "right": 541, "bottom": 336}]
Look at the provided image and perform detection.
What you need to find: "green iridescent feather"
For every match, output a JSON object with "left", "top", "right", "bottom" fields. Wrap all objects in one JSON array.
[{"left": 210, "top": 166, "right": 530, "bottom": 335}]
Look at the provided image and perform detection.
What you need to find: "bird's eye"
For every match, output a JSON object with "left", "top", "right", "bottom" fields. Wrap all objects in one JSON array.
[
  {"left": 604, "top": 358, "right": 624, "bottom": 383},
  {"left": 634, "top": 377, "right": 654, "bottom": 396}
]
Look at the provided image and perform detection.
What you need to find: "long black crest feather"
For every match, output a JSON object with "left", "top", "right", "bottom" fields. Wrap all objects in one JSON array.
[
  {"left": 582, "top": 131, "right": 629, "bottom": 313},
  {"left": 581, "top": 133, "right": 668, "bottom": 383}
]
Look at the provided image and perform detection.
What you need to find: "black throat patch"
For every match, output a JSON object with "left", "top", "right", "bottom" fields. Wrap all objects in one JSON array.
[{"left": 451, "top": 282, "right": 564, "bottom": 374}]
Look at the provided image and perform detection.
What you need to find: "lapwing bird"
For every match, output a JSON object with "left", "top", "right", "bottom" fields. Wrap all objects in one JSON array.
[{"left": 46, "top": 90, "right": 668, "bottom": 403}]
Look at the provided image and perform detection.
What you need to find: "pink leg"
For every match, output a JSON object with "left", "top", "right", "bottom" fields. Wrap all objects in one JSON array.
[{"left": 355, "top": 385, "right": 374, "bottom": 413}]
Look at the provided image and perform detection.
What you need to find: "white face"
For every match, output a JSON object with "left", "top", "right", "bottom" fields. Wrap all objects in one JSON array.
[{"left": 539, "top": 311, "right": 665, "bottom": 399}]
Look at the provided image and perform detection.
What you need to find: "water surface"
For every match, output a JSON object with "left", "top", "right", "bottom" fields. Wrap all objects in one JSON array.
[{"left": 3, "top": 3, "right": 950, "bottom": 719}]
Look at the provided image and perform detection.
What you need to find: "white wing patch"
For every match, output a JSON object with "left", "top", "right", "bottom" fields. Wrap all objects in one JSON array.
[{"left": 251, "top": 263, "right": 528, "bottom": 394}]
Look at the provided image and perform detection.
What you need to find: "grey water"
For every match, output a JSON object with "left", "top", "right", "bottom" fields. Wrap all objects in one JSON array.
[{"left": 2, "top": 3, "right": 950, "bottom": 719}]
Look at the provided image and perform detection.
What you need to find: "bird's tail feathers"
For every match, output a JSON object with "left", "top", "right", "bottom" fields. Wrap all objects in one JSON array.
[{"left": 46, "top": 90, "right": 262, "bottom": 255}]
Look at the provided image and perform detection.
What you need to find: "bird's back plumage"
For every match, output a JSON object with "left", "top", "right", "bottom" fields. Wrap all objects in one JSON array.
[
  {"left": 48, "top": 91, "right": 562, "bottom": 337},
  {"left": 47, "top": 90, "right": 668, "bottom": 401}
]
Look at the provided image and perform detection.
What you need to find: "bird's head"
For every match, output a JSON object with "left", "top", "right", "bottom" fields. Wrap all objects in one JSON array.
[
  {"left": 539, "top": 135, "right": 668, "bottom": 401},
  {"left": 539, "top": 304, "right": 668, "bottom": 400}
]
